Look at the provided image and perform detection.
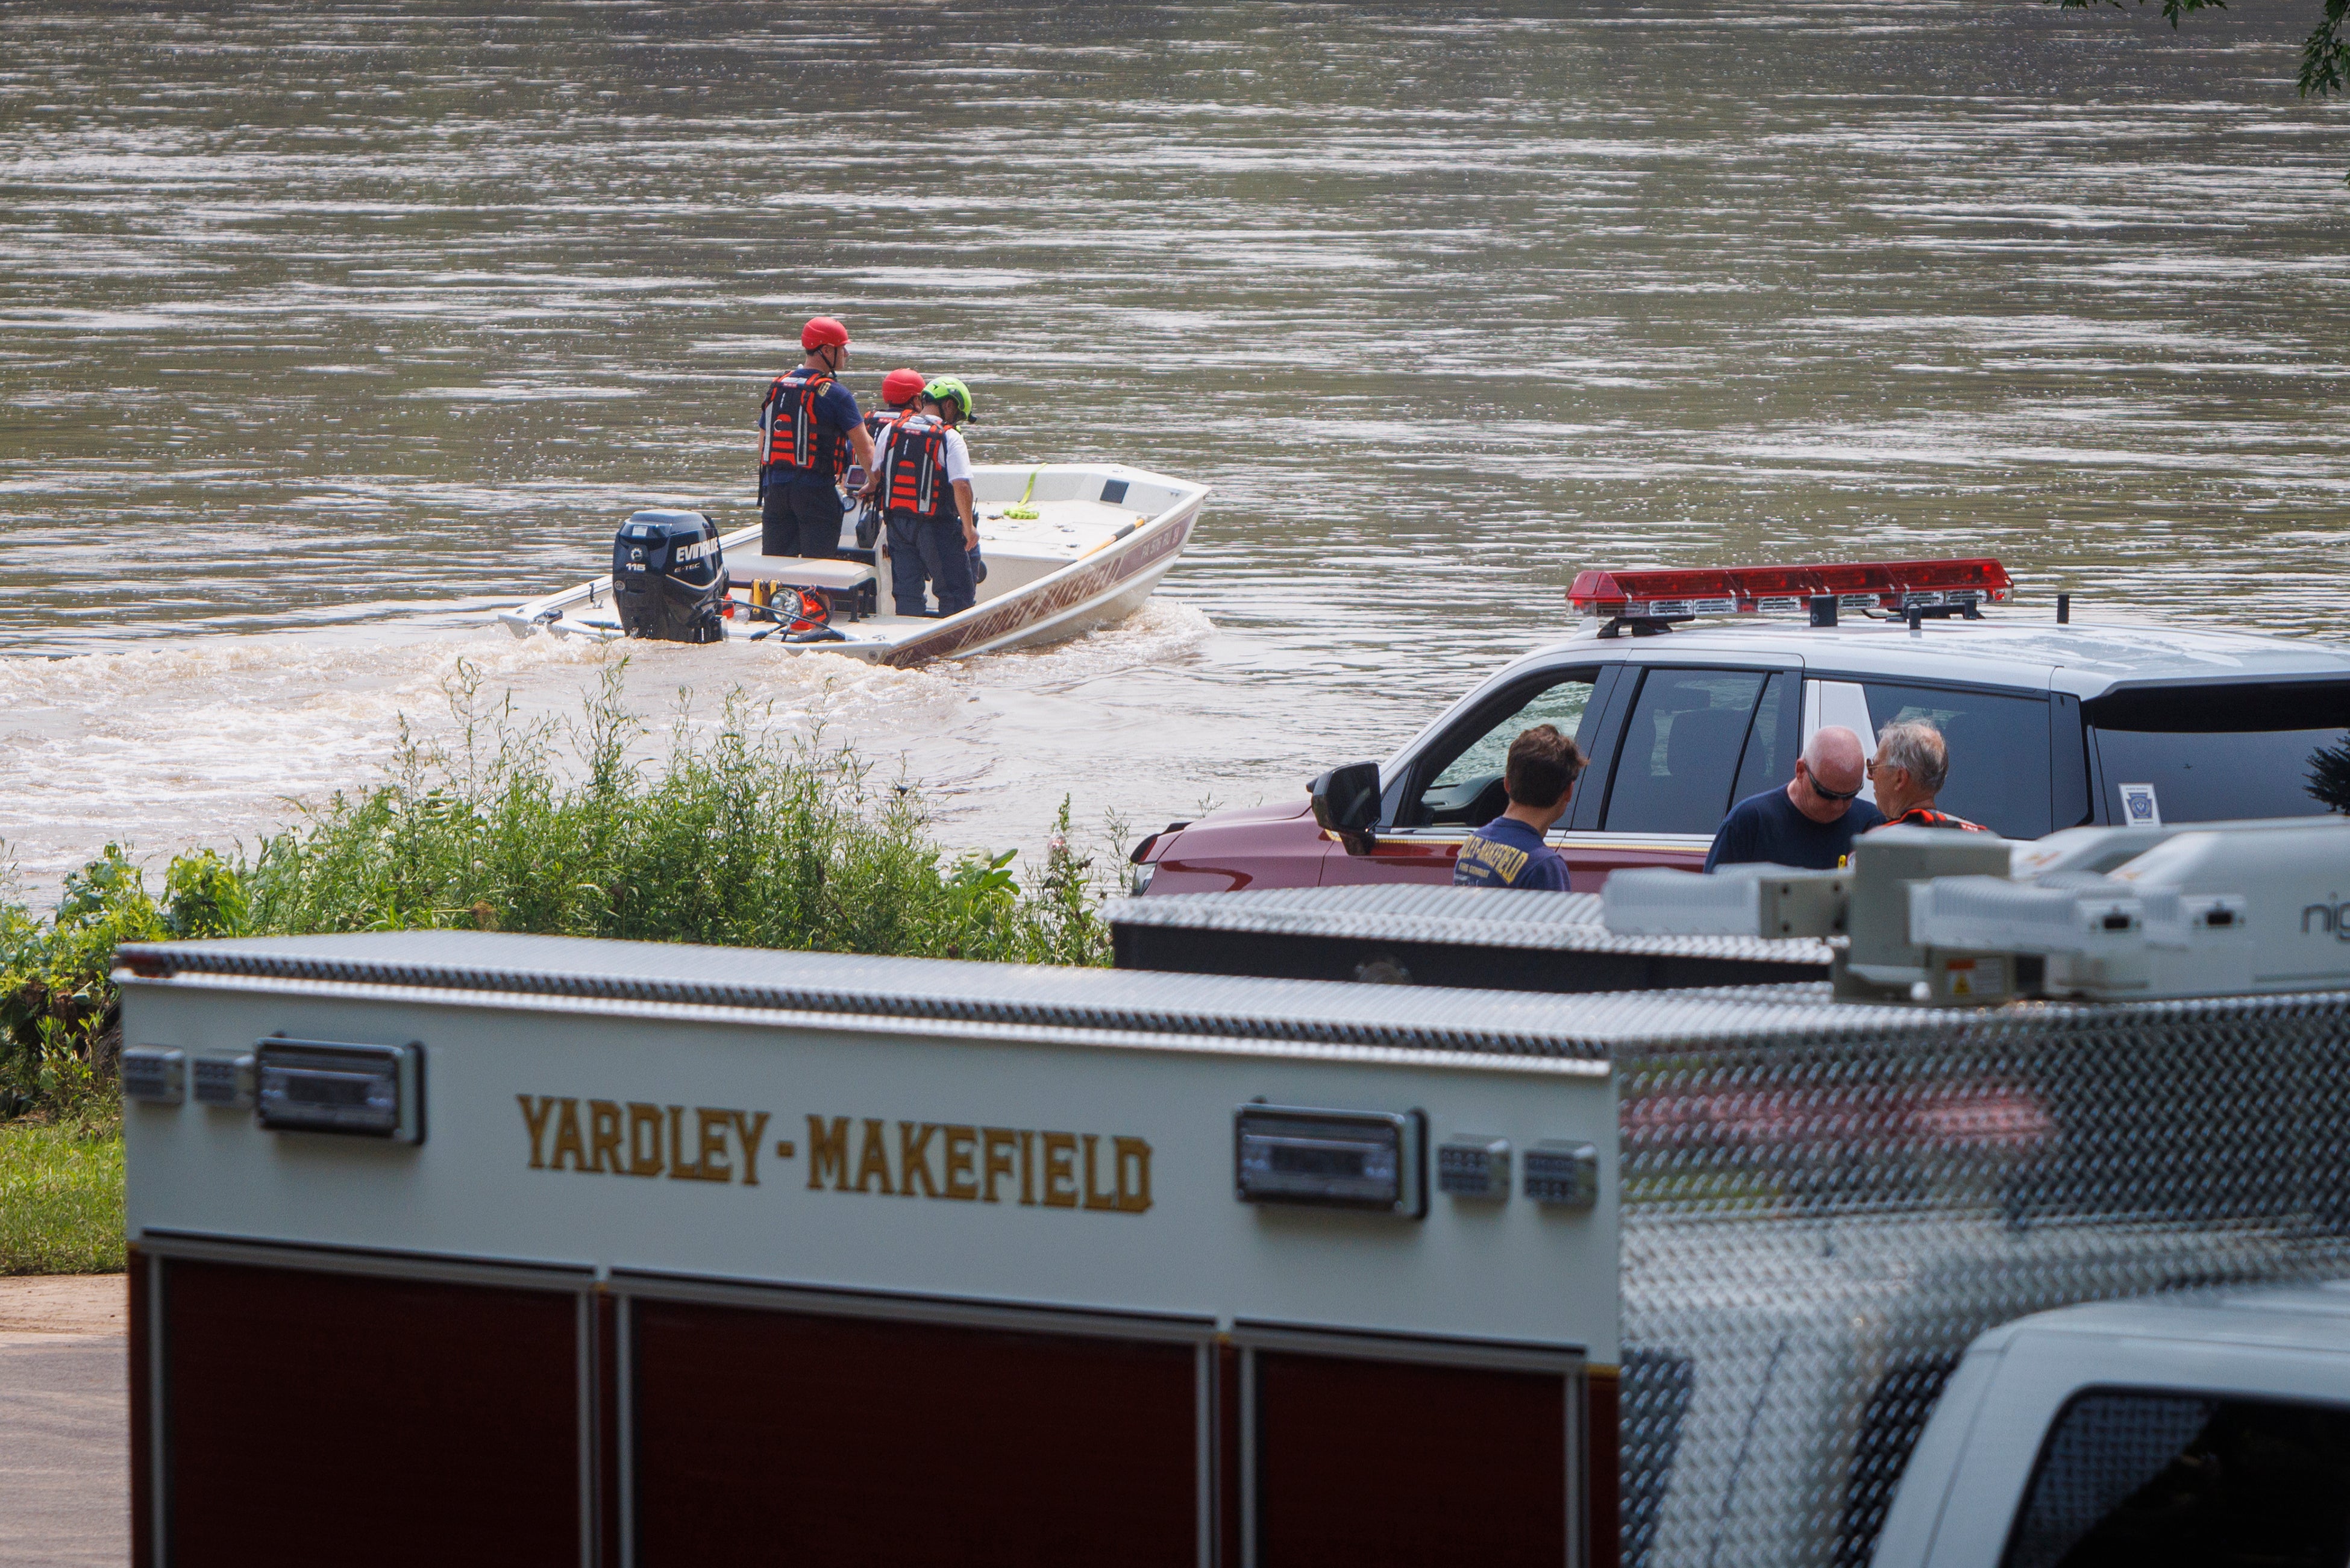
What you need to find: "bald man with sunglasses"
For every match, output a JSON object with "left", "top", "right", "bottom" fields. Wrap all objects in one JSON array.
[{"left": 1702, "top": 724, "right": 1885, "bottom": 872}]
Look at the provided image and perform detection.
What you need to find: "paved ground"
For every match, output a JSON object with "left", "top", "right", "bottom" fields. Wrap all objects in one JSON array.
[{"left": 0, "top": 1276, "right": 127, "bottom": 1567}]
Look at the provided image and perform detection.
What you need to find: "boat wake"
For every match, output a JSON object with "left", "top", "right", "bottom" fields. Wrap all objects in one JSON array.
[{"left": 0, "top": 601, "right": 1217, "bottom": 905}]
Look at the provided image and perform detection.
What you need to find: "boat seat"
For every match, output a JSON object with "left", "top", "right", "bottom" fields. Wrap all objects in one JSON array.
[
  {"left": 725, "top": 554, "right": 876, "bottom": 592},
  {"left": 727, "top": 553, "right": 879, "bottom": 621}
]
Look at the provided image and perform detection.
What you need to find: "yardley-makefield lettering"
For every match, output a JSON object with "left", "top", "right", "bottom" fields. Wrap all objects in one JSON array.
[
  {"left": 518, "top": 1096, "right": 1151, "bottom": 1214},
  {"left": 518, "top": 1097, "right": 772, "bottom": 1185},
  {"left": 804, "top": 1115, "right": 1152, "bottom": 1213}
]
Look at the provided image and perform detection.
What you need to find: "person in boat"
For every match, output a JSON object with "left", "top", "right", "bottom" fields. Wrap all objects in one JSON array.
[
  {"left": 1450, "top": 725, "right": 1586, "bottom": 891},
  {"left": 925, "top": 376, "right": 989, "bottom": 596},
  {"left": 854, "top": 367, "right": 928, "bottom": 551},
  {"left": 866, "top": 377, "right": 980, "bottom": 618},
  {"left": 1865, "top": 720, "right": 1989, "bottom": 832},
  {"left": 865, "top": 367, "right": 927, "bottom": 441},
  {"left": 1703, "top": 724, "right": 1884, "bottom": 871},
  {"left": 759, "top": 316, "right": 875, "bottom": 561}
]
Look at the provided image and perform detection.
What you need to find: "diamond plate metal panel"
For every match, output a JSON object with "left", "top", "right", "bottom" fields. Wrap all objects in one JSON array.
[
  {"left": 1615, "top": 992, "right": 2350, "bottom": 1568},
  {"left": 1108, "top": 884, "right": 1833, "bottom": 965}
]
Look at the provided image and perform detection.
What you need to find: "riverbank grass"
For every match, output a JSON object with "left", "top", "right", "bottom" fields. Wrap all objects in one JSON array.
[
  {"left": 0, "top": 1121, "right": 124, "bottom": 1276},
  {"left": 2, "top": 663, "right": 1124, "bottom": 1254}
]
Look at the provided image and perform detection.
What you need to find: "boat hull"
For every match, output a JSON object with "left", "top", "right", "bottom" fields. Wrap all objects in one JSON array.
[{"left": 865, "top": 494, "right": 1198, "bottom": 666}]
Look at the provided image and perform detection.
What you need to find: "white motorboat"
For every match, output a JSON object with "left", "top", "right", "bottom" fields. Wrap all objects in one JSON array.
[{"left": 495, "top": 462, "right": 1206, "bottom": 666}]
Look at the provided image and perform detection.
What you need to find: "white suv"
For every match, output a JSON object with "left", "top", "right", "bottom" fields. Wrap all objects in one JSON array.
[{"left": 1132, "top": 559, "right": 2350, "bottom": 894}]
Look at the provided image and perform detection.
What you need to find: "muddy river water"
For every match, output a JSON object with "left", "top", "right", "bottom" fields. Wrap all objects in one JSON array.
[{"left": 2, "top": 1, "right": 2345, "bottom": 897}]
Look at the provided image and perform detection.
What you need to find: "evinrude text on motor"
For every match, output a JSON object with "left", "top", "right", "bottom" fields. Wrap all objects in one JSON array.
[{"left": 612, "top": 509, "right": 727, "bottom": 644}]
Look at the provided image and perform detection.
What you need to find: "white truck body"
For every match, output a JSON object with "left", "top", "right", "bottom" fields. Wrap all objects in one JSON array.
[{"left": 1873, "top": 1281, "right": 2350, "bottom": 1567}]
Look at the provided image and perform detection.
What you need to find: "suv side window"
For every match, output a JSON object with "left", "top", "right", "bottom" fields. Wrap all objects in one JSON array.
[
  {"left": 2001, "top": 1389, "right": 2350, "bottom": 1568},
  {"left": 1728, "top": 671, "right": 1797, "bottom": 806},
  {"left": 1406, "top": 669, "right": 1602, "bottom": 828},
  {"left": 1863, "top": 683, "right": 2052, "bottom": 838},
  {"left": 1602, "top": 668, "right": 1770, "bottom": 835}
]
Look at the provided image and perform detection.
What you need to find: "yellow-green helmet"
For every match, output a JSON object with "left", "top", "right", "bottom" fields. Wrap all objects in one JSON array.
[{"left": 923, "top": 376, "right": 974, "bottom": 422}]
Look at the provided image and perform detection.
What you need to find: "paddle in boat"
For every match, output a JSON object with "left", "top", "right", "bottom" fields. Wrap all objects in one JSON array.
[{"left": 495, "top": 462, "right": 1206, "bottom": 666}]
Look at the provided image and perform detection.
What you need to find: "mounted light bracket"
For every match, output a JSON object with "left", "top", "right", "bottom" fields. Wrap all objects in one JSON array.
[
  {"left": 255, "top": 1039, "right": 424, "bottom": 1143},
  {"left": 1235, "top": 1103, "right": 1426, "bottom": 1218}
]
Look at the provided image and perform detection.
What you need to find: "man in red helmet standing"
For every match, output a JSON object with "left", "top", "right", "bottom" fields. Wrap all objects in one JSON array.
[
  {"left": 853, "top": 366, "right": 926, "bottom": 554},
  {"left": 757, "top": 317, "right": 874, "bottom": 560},
  {"left": 865, "top": 367, "right": 927, "bottom": 443}
]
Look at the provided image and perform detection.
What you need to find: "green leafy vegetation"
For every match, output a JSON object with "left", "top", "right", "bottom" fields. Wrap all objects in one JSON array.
[
  {"left": 0, "top": 1121, "right": 125, "bottom": 1275},
  {"left": 233, "top": 663, "right": 1120, "bottom": 964},
  {"left": 2310, "top": 735, "right": 2350, "bottom": 815},
  {"left": 1, "top": 662, "right": 1127, "bottom": 1209},
  {"left": 2051, "top": 0, "right": 2350, "bottom": 124}
]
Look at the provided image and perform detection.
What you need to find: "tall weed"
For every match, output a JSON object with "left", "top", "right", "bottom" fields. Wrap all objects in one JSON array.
[{"left": 1, "top": 662, "right": 1127, "bottom": 1123}]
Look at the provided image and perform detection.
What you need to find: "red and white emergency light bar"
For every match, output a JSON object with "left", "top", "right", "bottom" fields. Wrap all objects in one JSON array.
[{"left": 1567, "top": 557, "right": 2014, "bottom": 621}]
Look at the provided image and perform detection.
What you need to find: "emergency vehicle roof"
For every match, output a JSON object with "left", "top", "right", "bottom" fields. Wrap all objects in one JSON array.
[
  {"left": 116, "top": 930, "right": 2350, "bottom": 1062},
  {"left": 1520, "top": 618, "right": 2350, "bottom": 702}
]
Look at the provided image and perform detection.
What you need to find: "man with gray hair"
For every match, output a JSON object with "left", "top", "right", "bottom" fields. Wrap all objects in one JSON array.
[
  {"left": 1703, "top": 724, "right": 1885, "bottom": 871},
  {"left": 1867, "top": 720, "right": 1988, "bottom": 832}
]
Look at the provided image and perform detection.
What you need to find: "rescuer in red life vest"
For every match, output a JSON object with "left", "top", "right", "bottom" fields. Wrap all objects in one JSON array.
[
  {"left": 865, "top": 377, "right": 979, "bottom": 618},
  {"left": 1866, "top": 720, "right": 1989, "bottom": 833},
  {"left": 758, "top": 317, "right": 876, "bottom": 560},
  {"left": 865, "top": 367, "right": 927, "bottom": 442},
  {"left": 853, "top": 367, "right": 928, "bottom": 551}
]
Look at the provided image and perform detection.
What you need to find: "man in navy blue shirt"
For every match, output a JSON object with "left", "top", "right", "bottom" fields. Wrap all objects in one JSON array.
[
  {"left": 1452, "top": 725, "right": 1587, "bottom": 891},
  {"left": 759, "top": 316, "right": 876, "bottom": 560},
  {"left": 1703, "top": 725, "right": 1884, "bottom": 872}
]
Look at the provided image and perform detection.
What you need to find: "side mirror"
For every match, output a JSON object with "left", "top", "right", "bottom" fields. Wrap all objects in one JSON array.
[{"left": 1311, "top": 762, "right": 1382, "bottom": 854}]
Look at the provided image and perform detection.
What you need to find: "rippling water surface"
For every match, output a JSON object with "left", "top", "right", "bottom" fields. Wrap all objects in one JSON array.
[{"left": 2, "top": 1, "right": 2344, "bottom": 895}]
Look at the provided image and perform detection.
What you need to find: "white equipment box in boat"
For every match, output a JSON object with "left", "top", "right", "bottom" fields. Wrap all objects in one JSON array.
[{"left": 115, "top": 935, "right": 2350, "bottom": 1567}]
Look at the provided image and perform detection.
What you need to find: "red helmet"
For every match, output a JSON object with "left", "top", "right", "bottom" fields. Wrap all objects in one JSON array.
[
  {"left": 801, "top": 316, "right": 850, "bottom": 351},
  {"left": 881, "top": 367, "right": 926, "bottom": 405}
]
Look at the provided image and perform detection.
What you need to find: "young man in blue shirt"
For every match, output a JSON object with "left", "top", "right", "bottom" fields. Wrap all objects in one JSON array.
[
  {"left": 1452, "top": 724, "right": 1586, "bottom": 891},
  {"left": 1703, "top": 724, "right": 1885, "bottom": 872}
]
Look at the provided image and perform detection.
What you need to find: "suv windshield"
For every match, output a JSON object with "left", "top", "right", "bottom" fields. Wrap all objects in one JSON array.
[
  {"left": 1409, "top": 668, "right": 1601, "bottom": 828},
  {"left": 2085, "top": 682, "right": 2350, "bottom": 824}
]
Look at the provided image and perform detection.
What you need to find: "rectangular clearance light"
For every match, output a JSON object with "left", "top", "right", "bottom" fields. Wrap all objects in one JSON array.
[
  {"left": 1437, "top": 1135, "right": 1511, "bottom": 1200},
  {"left": 193, "top": 1053, "right": 255, "bottom": 1110},
  {"left": 1523, "top": 1141, "right": 1600, "bottom": 1209},
  {"left": 255, "top": 1040, "right": 424, "bottom": 1143},
  {"left": 121, "top": 1047, "right": 186, "bottom": 1106},
  {"left": 1234, "top": 1104, "right": 1426, "bottom": 1218}
]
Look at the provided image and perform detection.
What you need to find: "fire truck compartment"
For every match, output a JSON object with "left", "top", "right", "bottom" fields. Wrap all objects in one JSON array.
[{"left": 116, "top": 933, "right": 1615, "bottom": 1568}]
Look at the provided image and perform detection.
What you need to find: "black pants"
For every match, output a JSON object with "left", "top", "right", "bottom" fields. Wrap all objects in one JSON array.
[
  {"left": 762, "top": 477, "right": 842, "bottom": 559},
  {"left": 888, "top": 509, "right": 977, "bottom": 617}
]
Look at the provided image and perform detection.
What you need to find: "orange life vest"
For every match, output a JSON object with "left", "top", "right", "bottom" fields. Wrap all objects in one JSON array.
[
  {"left": 879, "top": 412, "right": 951, "bottom": 519},
  {"left": 1890, "top": 807, "right": 1988, "bottom": 832},
  {"left": 760, "top": 368, "right": 847, "bottom": 478}
]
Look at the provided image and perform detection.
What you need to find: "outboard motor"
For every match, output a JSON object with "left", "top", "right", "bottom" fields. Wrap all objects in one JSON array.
[{"left": 612, "top": 509, "right": 726, "bottom": 644}]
